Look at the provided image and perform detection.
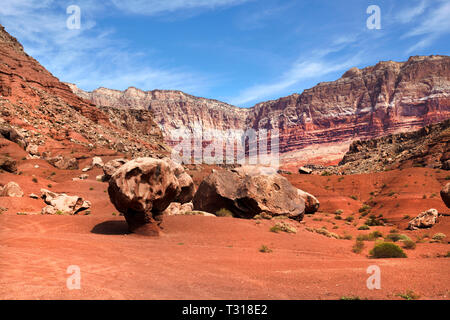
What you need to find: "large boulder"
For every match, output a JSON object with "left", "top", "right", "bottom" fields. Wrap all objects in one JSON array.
[
  {"left": 408, "top": 208, "right": 439, "bottom": 230},
  {"left": 297, "top": 189, "right": 320, "bottom": 214},
  {"left": 0, "top": 181, "right": 23, "bottom": 197},
  {"left": 193, "top": 166, "right": 305, "bottom": 220},
  {"left": 102, "top": 158, "right": 128, "bottom": 181},
  {"left": 441, "top": 183, "right": 450, "bottom": 208},
  {"left": 107, "top": 157, "right": 194, "bottom": 235},
  {"left": 40, "top": 188, "right": 91, "bottom": 215}
]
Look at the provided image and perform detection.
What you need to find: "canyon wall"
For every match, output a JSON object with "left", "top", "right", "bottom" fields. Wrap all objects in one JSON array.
[{"left": 68, "top": 55, "right": 450, "bottom": 165}]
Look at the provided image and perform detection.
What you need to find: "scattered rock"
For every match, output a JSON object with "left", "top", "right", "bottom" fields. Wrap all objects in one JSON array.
[
  {"left": 40, "top": 188, "right": 91, "bottom": 215},
  {"left": 440, "top": 183, "right": 450, "bottom": 208},
  {"left": 298, "top": 167, "right": 313, "bottom": 174},
  {"left": 193, "top": 166, "right": 305, "bottom": 220},
  {"left": 162, "top": 202, "right": 194, "bottom": 216},
  {"left": 26, "top": 144, "right": 39, "bottom": 156},
  {"left": 408, "top": 209, "right": 439, "bottom": 230},
  {"left": 0, "top": 156, "right": 17, "bottom": 173},
  {"left": 46, "top": 155, "right": 78, "bottom": 170},
  {"left": 91, "top": 156, "right": 104, "bottom": 168},
  {"left": 0, "top": 182, "right": 23, "bottom": 197},
  {"left": 79, "top": 174, "right": 89, "bottom": 180},
  {"left": 29, "top": 193, "right": 39, "bottom": 199}
]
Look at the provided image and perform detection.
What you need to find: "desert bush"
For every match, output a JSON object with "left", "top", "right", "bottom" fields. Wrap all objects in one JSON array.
[
  {"left": 432, "top": 233, "right": 446, "bottom": 241},
  {"left": 259, "top": 245, "right": 272, "bottom": 253},
  {"left": 396, "top": 290, "right": 420, "bottom": 300},
  {"left": 365, "top": 214, "right": 386, "bottom": 226},
  {"left": 352, "top": 240, "right": 365, "bottom": 254},
  {"left": 402, "top": 240, "right": 416, "bottom": 250},
  {"left": 335, "top": 209, "right": 343, "bottom": 215},
  {"left": 270, "top": 221, "right": 297, "bottom": 234},
  {"left": 358, "top": 225, "right": 370, "bottom": 230},
  {"left": 370, "top": 242, "right": 407, "bottom": 258},
  {"left": 215, "top": 208, "right": 233, "bottom": 217},
  {"left": 385, "top": 233, "right": 402, "bottom": 242}
]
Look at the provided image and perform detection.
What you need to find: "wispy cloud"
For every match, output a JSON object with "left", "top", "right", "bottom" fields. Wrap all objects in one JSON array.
[
  {"left": 396, "top": 0, "right": 428, "bottom": 23},
  {"left": 230, "top": 55, "right": 361, "bottom": 106},
  {"left": 399, "top": 0, "right": 450, "bottom": 53},
  {"left": 110, "top": 0, "right": 252, "bottom": 16},
  {"left": 0, "top": 0, "right": 212, "bottom": 94},
  {"left": 229, "top": 35, "right": 363, "bottom": 106}
]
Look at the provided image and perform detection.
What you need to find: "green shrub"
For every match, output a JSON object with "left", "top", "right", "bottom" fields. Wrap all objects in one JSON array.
[
  {"left": 385, "top": 233, "right": 402, "bottom": 242},
  {"left": 370, "top": 242, "right": 407, "bottom": 258},
  {"left": 335, "top": 209, "right": 343, "bottom": 215},
  {"left": 345, "top": 216, "right": 354, "bottom": 222},
  {"left": 350, "top": 195, "right": 358, "bottom": 200},
  {"left": 215, "top": 208, "right": 233, "bottom": 217},
  {"left": 358, "top": 225, "right": 370, "bottom": 230},
  {"left": 340, "top": 296, "right": 361, "bottom": 300},
  {"left": 365, "top": 214, "right": 385, "bottom": 226},
  {"left": 352, "top": 240, "right": 365, "bottom": 254},
  {"left": 32, "top": 177, "right": 38, "bottom": 183}
]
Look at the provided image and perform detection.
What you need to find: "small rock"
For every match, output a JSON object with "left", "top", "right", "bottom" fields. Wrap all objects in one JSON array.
[
  {"left": 0, "top": 182, "right": 24, "bottom": 197},
  {"left": 408, "top": 209, "right": 439, "bottom": 230}
]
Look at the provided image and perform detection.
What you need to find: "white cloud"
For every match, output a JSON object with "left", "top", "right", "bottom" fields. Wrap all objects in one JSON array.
[
  {"left": 0, "top": 0, "right": 212, "bottom": 94},
  {"left": 110, "top": 0, "right": 251, "bottom": 16},
  {"left": 401, "top": 0, "right": 450, "bottom": 53}
]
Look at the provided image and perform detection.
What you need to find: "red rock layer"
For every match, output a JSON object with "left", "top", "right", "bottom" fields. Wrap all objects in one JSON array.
[{"left": 69, "top": 56, "right": 450, "bottom": 163}]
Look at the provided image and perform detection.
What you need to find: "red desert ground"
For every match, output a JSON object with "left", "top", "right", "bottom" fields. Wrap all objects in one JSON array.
[{"left": 0, "top": 24, "right": 449, "bottom": 300}]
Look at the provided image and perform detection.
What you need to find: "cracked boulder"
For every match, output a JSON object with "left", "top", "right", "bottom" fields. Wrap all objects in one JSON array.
[{"left": 193, "top": 166, "right": 306, "bottom": 220}]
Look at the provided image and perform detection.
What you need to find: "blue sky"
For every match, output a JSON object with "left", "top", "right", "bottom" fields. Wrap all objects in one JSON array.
[{"left": 0, "top": 0, "right": 449, "bottom": 107}]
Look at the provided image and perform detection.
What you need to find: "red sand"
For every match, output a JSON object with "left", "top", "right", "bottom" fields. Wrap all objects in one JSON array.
[{"left": 0, "top": 159, "right": 449, "bottom": 300}]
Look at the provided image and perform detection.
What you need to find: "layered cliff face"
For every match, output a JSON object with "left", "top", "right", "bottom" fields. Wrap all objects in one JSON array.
[
  {"left": 0, "top": 25, "right": 168, "bottom": 159},
  {"left": 69, "top": 55, "right": 450, "bottom": 165},
  {"left": 249, "top": 56, "right": 450, "bottom": 156},
  {"left": 66, "top": 84, "right": 249, "bottom": 143}
]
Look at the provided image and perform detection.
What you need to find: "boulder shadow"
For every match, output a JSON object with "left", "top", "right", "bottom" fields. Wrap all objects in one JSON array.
[{"left": 91, "top": 220, "right": 130, "bottom": 235}]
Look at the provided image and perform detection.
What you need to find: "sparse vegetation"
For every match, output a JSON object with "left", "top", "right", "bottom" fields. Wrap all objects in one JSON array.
[
  {"left": 396, "top": 290, "right": 420, "bottom": 300},
  {"left": 259, "top": 245, "right": 272, "bottom": 253},
  {"left": 352, "top": 240, "right": 365, "bottom": 254},
  {"left": 350, "top": 195, "right": 358, "bottom": 200},
  {"left": 432, "top": 233, "right": 446, "bottom": 241},
  {"left": 365, "top": 214, "right": 386, "bottom": 226},
  {"left": 358, "top": 225, "right": 370, "bottom": 230},
  {"left": 270, "top": 221, "right": 297, "bottom": 234},
  {"left": 402, "top": 239, "right": 416, "bottom": 250},
  {"left": 32, "top": 177, "right": 38, "bottom": 183},
  {"left": 340, "top": 295, "right": 361, "bottom": 300},
  {"left": 370, "top": 242, "right": 407, "bottom": 258},
  {"left": 215, "top": 208, "right": 233, "bottom": 217},
  {"left": 335, "top": 209, "right": 343, "bottom": 215}
]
